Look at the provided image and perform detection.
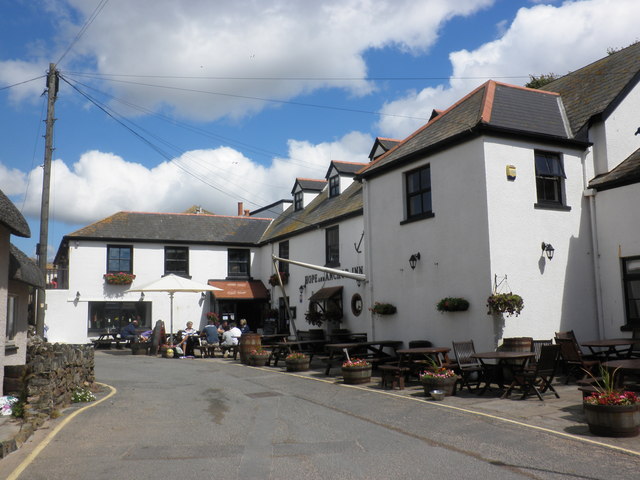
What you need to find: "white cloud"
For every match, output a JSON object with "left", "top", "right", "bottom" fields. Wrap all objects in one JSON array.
[
  {"left": 1, "top": 0, "right": 493, "bottom": 120},
  {"left": 0, "top": 164, "right": 27, "bottom": 195},
  {"left": 14, "top": 131, "right": 372, "bottom": 225},
  {"left": 377, "top": 0, "right": 640, "bottom": 138}
]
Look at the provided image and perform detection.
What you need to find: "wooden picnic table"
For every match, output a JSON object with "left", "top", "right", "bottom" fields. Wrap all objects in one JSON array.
[
  {"left": 581, "top": 338, "right": 636, "bottom": 360},
  {"left": 270, "top": 340, "right": 329, "bottom": 366},
  {"left": 397, "top": 347, "right": 451, "bottom": 376},
  {"left": 324, "top": 340, "right": 402, "bottom": 375},
  {"left": 602, "top": 358, "right": 640, "bottom": 387}
]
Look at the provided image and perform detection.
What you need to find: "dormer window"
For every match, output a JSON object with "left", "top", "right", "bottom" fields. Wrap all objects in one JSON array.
[
  {"left": 329, "top": 176, "right": 340, "bottom": 197},
  {"left": 294, "top": 191, "right": 303, "bottom": 211}
]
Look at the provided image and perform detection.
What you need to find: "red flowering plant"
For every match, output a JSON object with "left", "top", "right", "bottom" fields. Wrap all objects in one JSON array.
[
  {"left": 286, "top": 352, "right": 308, "bottom": 360},
  {"left": 419, "top": 367, "right": 457, "bottom": 380},
  {"left": 250, "top": 348, "right": 270, "bottom": 357},
  {"left": 583, "top": 366, "right": 640, "bottom": 406},
  {"left": 103, "top": 272, "right": 136, "bottom": 285},
  {"left": 268, "top": 272, "right": 289, "bottom": 286},
  {"left": 206, "top": 312, "right": 219, "bottom": 322},
  {"left": 342, "top": 358, "right": 370, "bottom": 369}
]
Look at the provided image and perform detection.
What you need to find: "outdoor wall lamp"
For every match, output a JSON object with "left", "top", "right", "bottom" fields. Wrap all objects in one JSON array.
[
  {"left": 541, "top": 242, "right": 555, "bottom": 260},
  {"left": 409, "top": 252, "right": 421, "bottom": 270},
  {"left": 75, "top": 291, "right": 81, "bottom": 300},
  {"left": 299, "top": 285, "right": 306, "bottom": 303},
  {"left": 201, "top": 292, "right": 207, "bottom": 299},
  {"left": 140, "top": 292, "right": 145, "bottom": 301}
]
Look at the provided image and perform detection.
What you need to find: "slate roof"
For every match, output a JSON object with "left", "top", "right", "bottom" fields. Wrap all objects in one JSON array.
[
  {"left": 541, "top": 42, "right": 640, "bottom": 139},
  {"left": 368, "top": 137, "right": 401, "bottom": 160},
  {"left": 360, "top": 80, "right": 583, "bottom": 178},
  {"left": 64, "top": 211, "right": 272, "bottom": 245},
  {"left": 9, "top": 244, "right": 45, "bottom": 288},
  {"left": 291, "top": 178, "right": 327, "bottom": 194},
  {"left": 261, "top": 181, "right": 362, "bottom": 243},
  {"left": 325, "top": 161, "right": 369, "bottom": 178},
  {"left": 0, "top": 189, "right": 30, "bottom": 238},
  {"left": 589, "top": 146, "right": 640, "bottom": 191}
]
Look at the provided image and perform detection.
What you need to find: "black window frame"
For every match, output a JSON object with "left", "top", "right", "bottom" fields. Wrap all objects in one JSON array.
[
  {"left": 404, "top": 164, "right": 433, "bottom": 222},
  {"left": 294, "top": 191, "right": 303, "bottom": 211},
  {"left": 622, "top": 256, "right": 640, "bottom": 326},
  {"left": 325, "top": 226, "right": 340, "bottom": 267},
  {"left": 106, "top": 245, "right": 133, "bottom": 274},
  {"left": 164, "top": 246, "right": 189, "bottom": 277},
  {"left": 278, "top": 240, "right": 289, "bottom": 274},
  {"left": 228, "top": 248, "right": 251, "bottom": 278},
  {"left": 329, "top": 175, "right": 340, "bottom": 197},
  {"left": 534, "top": 150, "right": 566, "bottom": 208}
]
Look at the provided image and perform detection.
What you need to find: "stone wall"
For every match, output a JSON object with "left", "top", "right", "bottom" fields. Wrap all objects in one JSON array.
[{"left": 4, "top": 338, "right": 95, "bottom": 430}]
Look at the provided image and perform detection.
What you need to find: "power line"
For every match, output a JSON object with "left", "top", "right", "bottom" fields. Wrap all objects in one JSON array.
[
  {"left": 0, "top": 75, "right": 46, "bottom": 91},
  {"left": 56, "top": 0, "right": 111, "bottom": 67}
]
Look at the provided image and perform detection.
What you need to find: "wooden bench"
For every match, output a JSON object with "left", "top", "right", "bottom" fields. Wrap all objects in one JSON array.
[{"left": 378, "top": 364, "right": 410, "bottom": 390}]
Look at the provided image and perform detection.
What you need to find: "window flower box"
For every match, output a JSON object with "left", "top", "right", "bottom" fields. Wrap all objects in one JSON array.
[
  {"left": 369, "top": 302, "right": 397, "bottom": 315},
  {"left": 436, "top": 297, "right": 469, "bottom": 313},
  {"left": 103, "top": 272, "right": 136, "bottom": 285}
]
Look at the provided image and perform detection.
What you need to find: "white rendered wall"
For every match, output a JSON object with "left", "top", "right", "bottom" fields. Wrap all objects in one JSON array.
[
  {"left": 593, "top": 184, "right": 640, "bottom": 336},
  {"left": 484, "top": 137, "right": 598, "bottom": 343}
]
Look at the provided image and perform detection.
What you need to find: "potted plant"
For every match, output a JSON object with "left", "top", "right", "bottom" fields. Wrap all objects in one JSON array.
[
  {"left": 436, "top": 297, "right": 470, "bottom": 313},
  {"left": 486, "top": 293, "right": 524, "bottom": 317},
  {"left": 369, "top": 302, "right": 397, "bottom": 315},
  {"left": 103, "top": 272, "right": 136, "bottom": 285},
  {"left": 341, "top": 358, "right": 372, "bottom": 384},
  {"left": 268, "top": 272, "right": 289, "bottom": 286},
  {"left": 285, "top": 352, "right": 310, "bottom": 372},
  {"left": 419, "top": 367, "right": 458, "bottom": 397},
  {"left": 206, "top": 312, "right": 219, "bottom": 322},
  {"left": 249, "top": 348, "right": 271, "bottom": 367},
  {"left": 583, "top": 367, "right": 640, "bottom": 437},
  {"left": 305, "top": 309, "right": 323, "bottom": 327}
]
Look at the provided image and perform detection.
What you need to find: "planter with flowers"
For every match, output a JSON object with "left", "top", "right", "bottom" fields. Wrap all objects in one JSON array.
[
  {"left": 249, "top": 348, "right": 271, "bottom": 367},
  {"left": 583, "top": 367, "right": 640, "bottom": 437},
  {"left": 369, "top": 302, "right": 397, "bottom": 315},
  {"left": 486, "top": 293, "right": 524, "bottom": 317},
  {"left": 285, "top": 352, "right": 310, "bottom": 372},
  {"left": 419, "top": 367, "right": 459, "bottom": 397},
  {"left": 103, "top": 272, "right": 136, "bottom": 285},
  {"left": 268, "top": 272, "right": 289, "bottom": 286},
  {"left": 436, "top": 297, "right": 470, "bottom": 313},
  {"left": 341, "top": 358, "right": 372, "bottom": 384}
]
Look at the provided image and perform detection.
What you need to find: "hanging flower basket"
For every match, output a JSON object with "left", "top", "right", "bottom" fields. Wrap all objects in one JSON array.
[
  {"left": 206, "top": 312, "right": 219, "bottom": 322},
  {"left": 486, "top": 293, "right": 524, "bottom": 317},
  {"left": 436, "top": 297, "right": 469, "bottom": 313},
  {"left": 369, "top": 302, "right": 397, "bottom": 315},
  {"left": 103, "top": 272, "right": 136, "bottom": 285},
  {"left": 268, "top": 272, "right": 289, "bottom": 286}
]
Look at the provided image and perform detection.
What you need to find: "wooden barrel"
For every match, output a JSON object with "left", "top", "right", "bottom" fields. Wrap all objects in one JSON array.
[
  {"left": 239, "top": 333, "right": 262, "bottom": 364},
  {"left": 499, "top": 337, "right": 533, "bottom": 352}
]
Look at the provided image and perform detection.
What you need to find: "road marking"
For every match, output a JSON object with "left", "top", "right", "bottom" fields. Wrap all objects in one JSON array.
[
  {"left": 238, "top": 363, "right": 640, "bottom": 458},
  {"left": 7, "top": 382, "right": 117, "bottom": 480}
]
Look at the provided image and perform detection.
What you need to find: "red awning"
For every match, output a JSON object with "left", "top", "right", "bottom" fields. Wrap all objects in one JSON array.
[{"left": 208, "top": 280, "right": 269, "bottom": 300}]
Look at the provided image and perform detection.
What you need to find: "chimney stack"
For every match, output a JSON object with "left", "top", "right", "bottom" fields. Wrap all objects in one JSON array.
[
  {"left": 244, "top": 209, "right": 250, "bottom": 216},
  {"left": 237, "top": 202, "right": 243, "bottom": 216}
]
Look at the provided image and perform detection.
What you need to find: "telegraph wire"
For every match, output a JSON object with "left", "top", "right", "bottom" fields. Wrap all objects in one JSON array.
[
  {"left": 55, "top": 0, "right": 111, "bottom": 67},
  {"left": 0, "top": 76, "right": 46, "bottom": 91}
]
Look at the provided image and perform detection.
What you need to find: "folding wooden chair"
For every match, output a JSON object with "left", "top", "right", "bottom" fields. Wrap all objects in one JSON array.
[
  {"left": 451, "top": 340, "right": 484, "bottom": 393},
  {"left": 555, "top": 337, "right": 600, "bottom": 384},
  {"left": 519, "top": 344, "right": 561, "bottom": 401}
]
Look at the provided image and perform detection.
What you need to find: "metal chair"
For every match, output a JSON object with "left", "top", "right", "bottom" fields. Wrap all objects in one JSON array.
[
  {"left": 518, "top": 344, "right": 561, "bottom": 401},
  {"left": 451, "top": 340, "right": 484, "bottom": 393}
]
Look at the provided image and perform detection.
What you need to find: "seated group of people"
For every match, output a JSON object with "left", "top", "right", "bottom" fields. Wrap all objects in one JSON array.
[{"left": 178, "top": 318, "right": 250, "bottom": 357}]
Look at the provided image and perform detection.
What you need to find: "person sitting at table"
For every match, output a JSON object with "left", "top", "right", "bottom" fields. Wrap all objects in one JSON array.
[
  {"left": 217, "top": 320, "right": 229, "bottom": 340},
  {"left": 201, "top": 317, "right": 219, "bottom": 345},
  {"left": 239, "top": 318, "right": 250, "bottom": 334},
  {"left": 120, "top": 319, "right": 139, "bottom": 343},
  {"left": 178, "top": 321, "right": 198, "bottom": 356},
  {"left": 221, "top": 322, "right": 242, "bottom": 358}
]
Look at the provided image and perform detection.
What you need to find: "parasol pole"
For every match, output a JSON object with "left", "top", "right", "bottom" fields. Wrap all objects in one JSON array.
[{"left": 169, "top": 291, "right": 175, "bottom": 345}]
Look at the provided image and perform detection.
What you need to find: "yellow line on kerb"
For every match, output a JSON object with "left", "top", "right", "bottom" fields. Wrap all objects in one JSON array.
[
  {"left": 7, "top": 382, "right": 117, "bottom": 480},
  {"left": 237, "top": 363, "right": 640, "bottom": 457}
]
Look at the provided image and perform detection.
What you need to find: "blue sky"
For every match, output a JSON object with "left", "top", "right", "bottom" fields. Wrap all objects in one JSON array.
[{"left": 1, "top": 0, "right": 639, "bottom": 260}]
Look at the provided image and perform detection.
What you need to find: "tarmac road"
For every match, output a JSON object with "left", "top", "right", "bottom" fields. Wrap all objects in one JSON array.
[{"left": 0, "top": 351, "right": 638, "bottom": 480}]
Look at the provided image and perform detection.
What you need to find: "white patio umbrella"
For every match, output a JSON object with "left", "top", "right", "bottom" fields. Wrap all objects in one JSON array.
[{"left": 127, "top": 274, "right": 222, "bottom": 344}]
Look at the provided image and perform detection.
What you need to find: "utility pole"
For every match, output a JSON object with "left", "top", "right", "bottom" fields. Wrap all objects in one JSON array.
[{"left": 36, "top": 63, "right": 58, "bottom": 337}]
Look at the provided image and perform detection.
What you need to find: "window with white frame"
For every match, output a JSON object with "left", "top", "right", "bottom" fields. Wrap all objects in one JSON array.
[
  {"left": 228, "top": 248, "right": 250, "bottom": 278},
  {"left": 535, "top": 151, "right": 566, "bottom": 206}
]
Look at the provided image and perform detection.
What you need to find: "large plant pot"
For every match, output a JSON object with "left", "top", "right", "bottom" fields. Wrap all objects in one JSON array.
[
  {"left": 421, "top": 376, "right": 458, "bottom": 397},
  {"left": 584, "top": 403, "right": 640, "bottom": 437},
  {"left": 285, "top": 357, "right": 310, "bottom": 372},
  {"left": 250, "top": 354, "right": 270, "bottom": 367},
  {"left": 342, "top": 365, "right": 372, "bottom": 384}
]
